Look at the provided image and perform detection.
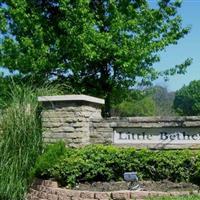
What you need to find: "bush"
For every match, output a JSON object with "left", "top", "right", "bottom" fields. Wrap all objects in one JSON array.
[
  {"left": 33, "top": 143, "right": 200, "bottom": 187},
  {"left": 32, "top": 141, "right": 68, "bottom": 178}
]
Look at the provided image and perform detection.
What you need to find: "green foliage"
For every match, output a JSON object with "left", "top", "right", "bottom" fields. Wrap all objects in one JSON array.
[
  {"left": 0, "top": 0, "right": 192, "bottom": 114},
  {"left": 0, "top": 84, "right": 63, "bottom": 200},
  {"left": 111, "top": 86, "right": 176, "bottom": 117},
  {"left": 173, "top": 80, "right": 200, "bottom": 116},
  {"left": 150, "top": 86, "right": 176, "bottom": 116},
  {"left": 0, "top": 75, "right": 66, "bottom": 109},
  {"left": 0, "top": 86, "right": 41, "bottom": 200},
  {"left": 113, "top": 95, "right": 156, "bottom": 116},
  {"left": 0, "top": 74, "right": 12, "bottom": 107},
  {"left": 33, "top": 143, "right": 200, "bottom": 187},
  {"left": 189, "top": 153, "right": 200, "bottom": 186},
  {"left": 32, "top": 141, "right": 68, "bottom": 179}
]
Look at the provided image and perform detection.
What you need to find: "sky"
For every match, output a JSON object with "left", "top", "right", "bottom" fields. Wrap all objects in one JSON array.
[{"left": 149, "top": 0, "right": 200, "bottom": 91}]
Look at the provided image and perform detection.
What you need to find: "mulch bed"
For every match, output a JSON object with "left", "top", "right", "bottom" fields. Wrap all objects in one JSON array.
[{"left": 72, "top": 180, "right": 199, "bottom": 192}]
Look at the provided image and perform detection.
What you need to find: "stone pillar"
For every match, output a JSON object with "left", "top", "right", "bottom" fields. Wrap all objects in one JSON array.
[{"left": 38, "top": 95, "right": 104, "bottom": 147}]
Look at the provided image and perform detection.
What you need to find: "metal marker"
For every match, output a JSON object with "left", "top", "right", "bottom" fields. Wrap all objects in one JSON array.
[{"left": 124, "top": 172, "right": 140, "bottom": 190}]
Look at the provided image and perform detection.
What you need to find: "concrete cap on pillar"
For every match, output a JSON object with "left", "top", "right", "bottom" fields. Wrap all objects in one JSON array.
[{"left": 38, "top": 94, "right": 105, "bottom": 105}]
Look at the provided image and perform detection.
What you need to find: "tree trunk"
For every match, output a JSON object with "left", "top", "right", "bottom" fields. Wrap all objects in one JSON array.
[{"left": 104, "top": 92, "right": 111, "bottom": 117}]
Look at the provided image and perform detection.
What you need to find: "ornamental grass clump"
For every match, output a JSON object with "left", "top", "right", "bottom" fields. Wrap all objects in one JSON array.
[{"left": 0, "top": 84, "right": 62, "bottom": 200}]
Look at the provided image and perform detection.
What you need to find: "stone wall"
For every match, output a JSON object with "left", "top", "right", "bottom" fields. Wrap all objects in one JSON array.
[
  {"left": 90, "top": 116, "right": 200, "bottom": 149},
  {"left": 27, "top": 179, "right": 195, "bottom": 200},
  {"left": 39, "top": 95, "right": 200, "bottom": 149}
]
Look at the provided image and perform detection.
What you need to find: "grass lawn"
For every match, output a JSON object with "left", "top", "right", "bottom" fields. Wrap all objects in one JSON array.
[{"left": 146, "top": 195, "right": 200, "bottom": 200}]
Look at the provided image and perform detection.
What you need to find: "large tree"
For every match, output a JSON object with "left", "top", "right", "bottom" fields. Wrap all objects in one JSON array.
[
  {"left": 0, "top": 0, "right": 192, "bottom": 115},
  {"left": 174, "top": 80, "right": 200, "bottom": 116}
]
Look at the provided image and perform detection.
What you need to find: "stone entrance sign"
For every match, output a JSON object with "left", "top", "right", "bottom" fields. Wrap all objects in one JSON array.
[
  {"left": 113, "top": 128, "right": 200, "bottom": 148},
  {"left": 38, "top": 94, "right": 200, "bottom": 149}
]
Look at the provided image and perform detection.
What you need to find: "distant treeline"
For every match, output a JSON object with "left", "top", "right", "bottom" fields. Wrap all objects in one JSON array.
[
  {"left": 112, "top": 80, "right": 200, "bottom": 117},
  {"left": 111, "top": 86, "right": 176, "bottom": 117}
]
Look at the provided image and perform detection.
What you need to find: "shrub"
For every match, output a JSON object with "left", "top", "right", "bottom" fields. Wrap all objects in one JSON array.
[
  {"left": 33, "top": 143, "right": 200, "bottom": 187},
  {"left": 32, "top": 141, "right": 68, "bottom": 178}
]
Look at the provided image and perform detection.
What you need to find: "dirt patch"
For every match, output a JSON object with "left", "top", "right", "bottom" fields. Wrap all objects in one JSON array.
[
  {"left": 140, "top": 180, "right": 199, "bottom": 192},
  {"left": 72, "top": 180, "right": 199, "bottom": 192}
]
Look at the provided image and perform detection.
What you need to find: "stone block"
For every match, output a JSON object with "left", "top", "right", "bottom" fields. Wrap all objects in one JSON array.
[
  {"left": 48, "top": 181, "right": 58, "bottom": 188},
  {"left": 63, "top": 107, "right": 77, "bottom": 112},
  {"left": 65, "top": 190, "right": 81, "bottom": 198},
  {"left": 73, "top": 122, "right": 85, "bottom": 128},
  {"left": 74, "top": 128, "right": 89, "bottom": 133},
  {"left": 77, "top": 118, "right": 84, "bottom": 122},
  {"left": 183, "top": 121, "right": 200, "bottom": 127},
  {"left": 47, "top": 194, "right": 58, "bottom": 200},
  {"left": 94, "top": 192, "right": 111, "bottom": 199},
  {"left": 55, "top": 189, "right": 67, "bottom": 196},
  {"left": 96, "top": 128, "right": 113, "bottom": 132},
  {"left": 58, "top": 196, "right": 71, "bottom": 200},
  {"left": 111, "top": 191, "right": 130, "bottom": 200},
  {"left": 43, "top": 122, "right": 63, "bottom": 128},
  {"left": 64, "top": 118, "right": 77, "bottom": 123},
  {"left": 92, "top": 123, "right": 111, "bottom": 128},
  {"left": 90, "top": 118, "right": 103, "bottom": 122},
  {"left": 72, "top": 198, "right": 96, "bottom": 200},
  {"left": 62, "top": 127, "right": 75, "bottom": 132},
  {"left": 29, "top": 195, "right": 40, "bottom": 200},
  {"left": 110, "top": 122, "right": 117, "bottom": 127},
  {"left": 130, "top": 191, "right": 150, "bottom": 199},
  {"left": 29, "top": 188, "right": 39, "bottom": 195},
  {"left": 80, "top": 191, "right": 95, "bottom": 199},
  {"left": 37, "top": 191, "right": 47, "bottom": 199}
]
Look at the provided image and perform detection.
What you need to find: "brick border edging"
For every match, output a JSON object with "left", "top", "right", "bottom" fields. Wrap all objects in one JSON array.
[{"left": 27, "top": 179, "right": 199, "bottom": 200}]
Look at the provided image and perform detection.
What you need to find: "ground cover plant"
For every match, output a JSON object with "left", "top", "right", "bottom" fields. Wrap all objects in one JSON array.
[
  {"left": 0, "top": 84, "right": 62, "bottom": 200},
  {"left": 33, "top": 142, "right": 200, "bottom": 188}
]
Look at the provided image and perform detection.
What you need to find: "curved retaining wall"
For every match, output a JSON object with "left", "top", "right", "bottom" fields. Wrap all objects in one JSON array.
[{"left": 27, "top": 179, "right": 196, "bottom": 200}]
